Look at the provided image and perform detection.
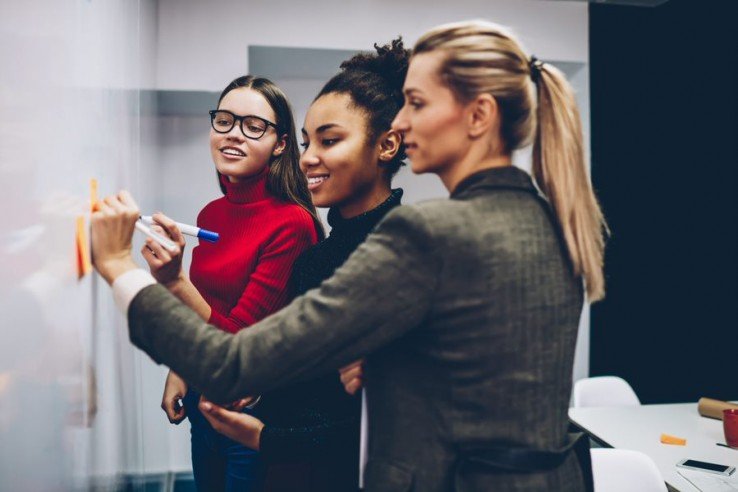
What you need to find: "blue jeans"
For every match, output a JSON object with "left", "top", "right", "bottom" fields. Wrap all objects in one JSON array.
[{"left": 184, "top": 390, "right": 265, "bottom": 492}]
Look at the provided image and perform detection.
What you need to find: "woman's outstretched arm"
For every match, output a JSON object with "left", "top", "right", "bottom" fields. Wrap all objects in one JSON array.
[{"left": 126, "top": 204, "right": 440, "bottom": 403}]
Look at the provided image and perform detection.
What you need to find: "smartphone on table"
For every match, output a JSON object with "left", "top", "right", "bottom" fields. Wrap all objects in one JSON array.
[{"left": 676, "top": 459, "right": 736, "bottom": 477}]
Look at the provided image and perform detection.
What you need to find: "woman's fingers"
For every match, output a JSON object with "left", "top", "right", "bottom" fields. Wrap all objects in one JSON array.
[
  {"left": 170, "top": 397, "right": 186, "bottom": 424},
  {"left": 345, "top": 378, "right": 363, "bottom": 395},
  {"left": 144, "top": 238, "right": 172, "bottom": 263},
  {"left": 96, "top": 196, "right": 117, "bottom": 217},
  {"left": 149, "top": 224, "right": 181, "bottom": 251},
  {"left": 101, "top": 190, "right": 140, "bottom": 218},
  {"left": 140, "top": 232, "right": 183, "bottom": 285},
  {"left": 341, "top": 365, "right": 363, "bottom": 380},
  {"left": 161, "top": 398, "right": 176, "bottom": 421},
  {"left": 152, "top": 213, "right": 186, "bottom": 247},
  {"left": 198, "top": 397, "right": 264, "bottom": 450},
  {"left": 339, "top": 359, "right": 365, "bottom": 395},
  {"left": 161, "top": 372, "right": 187, "bottom": 425},
  {"left": 161, "top": 396, "right": 186, "bottom": 424},
  {"left": 117, "top": 190, "right": 140, "bottom": 212},
  {"left": 228, "top": 397, "right": 255, "bottom": 412},
  {"left": 199, "top": 400, "right": 234, "bottom": 429},
  {"left": 340, "top": 368, "right": 361, "bottom": 387},
  {"left": 141, "top": 243, "right": 158, "bottom": 267},
  {"left": 339, "top": 360, "right": 364, "bottom": 383},
  {"left": 90, "top": 191, "right": 142, "bottom": 283},
  {"left": 343, "top": 373, "right": 363, "bottom": 394},
  {"left": 103, "top": 195, "right": 124, "bottom": 213}
]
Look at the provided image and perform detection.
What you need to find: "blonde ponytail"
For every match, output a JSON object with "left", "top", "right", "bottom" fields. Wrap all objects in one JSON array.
[
  {"left": 415, "top": 20, "right": 607, "bottom": 301},
  {"left": 532, "top": 62, "right": 607, "bottom": 301}
]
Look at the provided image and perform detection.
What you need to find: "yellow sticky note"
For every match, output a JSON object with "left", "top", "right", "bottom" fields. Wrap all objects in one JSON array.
[
  {"left": 90, "top": 178, "right": 99, "bottom": 212},
  {"left": 660, "top": 433, "right": 686, "bottom": 446},
  {"left": 76, "top": 215, "right": 91, "bottom": 278}
]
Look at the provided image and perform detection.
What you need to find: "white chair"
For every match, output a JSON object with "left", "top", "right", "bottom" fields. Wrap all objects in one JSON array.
[
  {"left": 573, "top": 376, "right": 641, "bottom": 408},
  {"left": 591, "top": 448, "right": 667, "bottom": 492}
]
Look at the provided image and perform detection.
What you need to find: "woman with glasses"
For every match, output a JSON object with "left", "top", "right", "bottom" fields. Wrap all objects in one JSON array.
[{"left": 141, "top": 75, "right": 321, "bottom": 492}]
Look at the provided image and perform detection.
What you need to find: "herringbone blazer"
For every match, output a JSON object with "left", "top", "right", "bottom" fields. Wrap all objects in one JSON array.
[{"left": 129, "top": 166, "right": 586, "bottom": 491}]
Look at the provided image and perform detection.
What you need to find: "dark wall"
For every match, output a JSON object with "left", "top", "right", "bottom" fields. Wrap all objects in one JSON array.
[{"left": 589, "top": 0, "right": 737, "bottom": 403}]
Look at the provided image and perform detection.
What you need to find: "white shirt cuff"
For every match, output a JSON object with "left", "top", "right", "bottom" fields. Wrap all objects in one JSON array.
[{"left": 112, "top": 269, "right": 157, "bottom": 314}]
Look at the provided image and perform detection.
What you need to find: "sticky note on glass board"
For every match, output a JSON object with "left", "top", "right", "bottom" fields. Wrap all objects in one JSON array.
[
  {"left": 76, "top": 215, "right": 91, "bottom": 278},
  {"left": 90, "top": 178, "right": 99, "bottom": 212}
]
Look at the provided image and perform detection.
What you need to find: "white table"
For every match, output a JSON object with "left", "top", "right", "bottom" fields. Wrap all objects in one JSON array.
[{"left": 569, "top": 403, "right": 738, "bottom": 491}]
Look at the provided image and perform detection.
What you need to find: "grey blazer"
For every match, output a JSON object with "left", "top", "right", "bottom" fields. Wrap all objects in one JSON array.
[{"left": 129, "top": 166, "right": 586, "bottom": 491}]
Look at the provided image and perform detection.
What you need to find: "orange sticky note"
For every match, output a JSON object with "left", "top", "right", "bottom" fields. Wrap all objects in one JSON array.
[
  {"left": 90, "top": 178, "right": 99, "bottom": 212},
  {"left": 76, "top": 215, "right": 91, "bottom": 278},
  {"left": 660, "top": 433, "right": 686, "bottom": 446}
]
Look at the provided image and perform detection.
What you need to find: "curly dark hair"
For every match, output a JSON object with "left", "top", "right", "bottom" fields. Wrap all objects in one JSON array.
[{"left": 315, "top": 37, "right": 410, "bottom": 178}]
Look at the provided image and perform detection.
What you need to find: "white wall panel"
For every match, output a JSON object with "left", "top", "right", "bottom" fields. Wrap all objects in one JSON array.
[{"left": 156, "top": 0, "right": 588, "bottom": 91}]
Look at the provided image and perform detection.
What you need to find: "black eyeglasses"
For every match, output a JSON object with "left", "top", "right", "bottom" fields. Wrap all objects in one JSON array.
[{"left": 209, "top": 110, "right": 279, "bottom": 140}]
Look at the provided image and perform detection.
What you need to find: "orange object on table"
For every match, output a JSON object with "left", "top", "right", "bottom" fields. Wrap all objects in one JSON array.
[{"left": 660, "top": 433, "right": 686, "bottom": 446}]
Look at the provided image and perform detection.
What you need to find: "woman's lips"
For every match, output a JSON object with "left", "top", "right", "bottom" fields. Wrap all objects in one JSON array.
[
  {"left": 307, "top": 174, "right": 329, "bottom": 191},
  {"left": 220, "top": 147, "right": 246, "bottom": 159}
]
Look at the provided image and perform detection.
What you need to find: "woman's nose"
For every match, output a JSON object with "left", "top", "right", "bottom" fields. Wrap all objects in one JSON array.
[
  {"left": 226, "top": 123, "right": 245, "bottom": 140},
  {"left": 300, "top": 148, "right": 319, "bottom": 168},
  {"left": 391, "top": 107, "right": 409, "bottom": 133}
]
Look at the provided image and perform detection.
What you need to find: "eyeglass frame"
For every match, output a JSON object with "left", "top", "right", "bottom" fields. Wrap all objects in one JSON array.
[{"left": 208, "top": 109, "right": 280, "bottom": 140}]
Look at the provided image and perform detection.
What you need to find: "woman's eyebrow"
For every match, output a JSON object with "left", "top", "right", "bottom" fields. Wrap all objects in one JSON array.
[{"left": 302, "top": 123, "right": 343, "bottom": 135}]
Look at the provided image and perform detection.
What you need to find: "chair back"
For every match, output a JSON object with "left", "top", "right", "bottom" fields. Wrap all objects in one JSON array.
[
  {"left": 573, "top": 376, "right": 641, "bottom": 408},
  {"left": 591, "top": 448, "right": 667, "bottom": 492}
]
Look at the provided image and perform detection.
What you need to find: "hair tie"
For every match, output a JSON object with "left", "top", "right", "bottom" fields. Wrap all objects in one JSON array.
[{"left": 529, "top": 56, "right": 544, "bottom": 84}]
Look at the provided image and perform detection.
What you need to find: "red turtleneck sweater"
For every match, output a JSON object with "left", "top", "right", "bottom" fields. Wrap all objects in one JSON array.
[{"left": 190, "top": 169, "right": 318, "bottom": 334}]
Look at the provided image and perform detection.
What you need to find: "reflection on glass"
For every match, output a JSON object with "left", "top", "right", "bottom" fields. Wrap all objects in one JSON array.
[{"left": 0, "top": 1, "right": 151, "bottom": 489}]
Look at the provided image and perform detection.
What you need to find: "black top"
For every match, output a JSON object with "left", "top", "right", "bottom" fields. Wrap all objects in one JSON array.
[{"left": 256, "top": 189, "right": 403, "bottom": 491}]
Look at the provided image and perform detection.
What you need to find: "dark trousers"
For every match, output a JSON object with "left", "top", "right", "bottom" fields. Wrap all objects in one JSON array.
[{"left": 184, "top": 390, "right": 265, "bottom": 492}]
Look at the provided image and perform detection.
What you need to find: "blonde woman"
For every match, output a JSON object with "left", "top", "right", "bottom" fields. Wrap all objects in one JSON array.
[{"left": 92, "top": 20, "right": 606, "bottom": 492}]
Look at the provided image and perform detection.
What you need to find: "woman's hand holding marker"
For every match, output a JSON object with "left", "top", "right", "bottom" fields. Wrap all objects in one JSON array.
[
  {"left": 90, "top": 190, "right": 143, "bottom": 285},
  {"left": 140, "top": 213, "right": 187, "bottom": 286}
]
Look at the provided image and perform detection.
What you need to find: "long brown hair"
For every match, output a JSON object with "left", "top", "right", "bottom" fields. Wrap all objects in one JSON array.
[
  {"left": 414, "top": 21, "right": 607, "bottom": 301},
  {"left": 216, "top": 76, "right": 324, "bottom": 239}
]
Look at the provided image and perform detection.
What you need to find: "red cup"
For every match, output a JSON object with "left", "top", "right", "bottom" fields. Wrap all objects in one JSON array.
[{"left": 724, "top": 409, "right": 738, "bottom": 448}]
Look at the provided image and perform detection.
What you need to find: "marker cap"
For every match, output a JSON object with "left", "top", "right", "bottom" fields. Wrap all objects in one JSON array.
[{"left": 198, "top": 229, "right": 220, "bottom": 243}]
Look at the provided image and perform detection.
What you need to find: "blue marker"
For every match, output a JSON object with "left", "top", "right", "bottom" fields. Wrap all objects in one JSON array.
[{"left": 140, "top": 215, "right": 219, "bottom": 243}]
